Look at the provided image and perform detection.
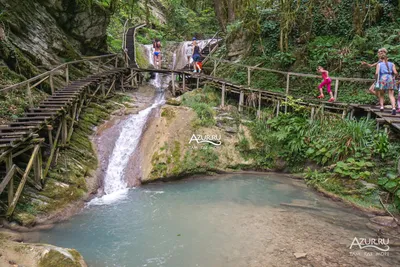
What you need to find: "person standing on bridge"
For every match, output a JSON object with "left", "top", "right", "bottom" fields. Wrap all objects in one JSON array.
[
  {"left": 192, "top": 37, "right": 202, "bottom": 73},
  {"left": 185, "top": 43, "right": 193, "bottom": 70},
  {"left": 153, "top": 38, "right": 162, "bottom": 69},
  {"left": 317, "top": 66, "right": 335, "bottom": 102},
  {"left": 375, "top": 54, "right": 397, "bottom": 114},
  {"left": 361, "top": 48, "right": 388, "bottom": 98}
]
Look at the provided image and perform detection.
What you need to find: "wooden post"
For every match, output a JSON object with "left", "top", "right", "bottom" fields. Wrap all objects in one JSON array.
[
  {"left": 6, "top": 153, "right": 13, "bottom": 207},
  {"left": 44, "top": 123, "right": 62, "bottom": 179},
  {"left": 182, "top": 74, "right": 186, "bottom": 91},
  {"left": 367, "top": 111, "right": 371, "bottom": 119},
  {"left": 7, "top": 145, "right": 40, "bottom": 217},
  {"left": 49, "top": 73, "right": 55, "bottom": 94},
  {"left": 171, "top": 73, "right": 175, "bottom": 96},
  {"left": 239, "top": 90, "right": 244, "bottom": 112},
  {"left": 247, "top": 67, "right": 251, "bottom": 87},
  {"left": 67, "top": 102, "right": 78, "bottom": 142},
  {"left": 276, "top": 100, "right": 280, "bottom": 117},
  {"left": 334, "top": 79, "right": 339, "bottom": 100},
  {"left": 257, "top": 92, "right": 261, "bottom": 119},
  {"left": 342, "top": 108, "right": 347, "bottom": 119},
  {"left": 33, "top": 146, "right": 42, "bottom": 184},
  {"left": 285, "top": 73, "right": 290, "bottom": 113},
  {"left": 97, "top": 59, "right": 101, "bottom": 72},
  {"left": 61, "top": 115, "right": 67, "bottom": 145},
  {"left": 311, "top": 107, "right": 315, "bottom": 121},
  {"left": 47, "top": 125, "right": 53, "bottom": 148},
  {"left": 196, "top": 77, "right": 200, "bottom": 89},
  {"left": 130, "top": 69, "right": 135, "bottom": 87},
  {"left": 65, "top": 64, "right": 69, "bottom": 84},
  {"left": 221, "top": 83, "right": 226, "bottom": 107},
  {"left": 213, "top": 60, "right": 216, "bottom": 76},
  {"left": 350, "top": 108, "right": 355, "bottom": 119},
  {"left": 101, "top": 83, "right": 105, "bottom": 97},
  {"left": 115, "top": 56, "right": 119, "bottom": 68},
  {"left": 26, "top": 82, "right": 33, "bottom": 108}
]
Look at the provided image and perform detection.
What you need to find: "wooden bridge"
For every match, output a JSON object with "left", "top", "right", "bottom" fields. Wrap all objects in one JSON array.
[{"left": 0, "top": 26, "right": 398, "bottom": 219}]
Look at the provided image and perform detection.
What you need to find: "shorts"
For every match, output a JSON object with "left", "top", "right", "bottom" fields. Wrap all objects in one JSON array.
[
  {"left": 376, "top": 74, "right": 395, "bottom": 91},
  {"left": 192, "top": 54, "right": 201, "bottom": 62},
  {"left": 154, "top": 52, "right": 160, "bottom": 57}
]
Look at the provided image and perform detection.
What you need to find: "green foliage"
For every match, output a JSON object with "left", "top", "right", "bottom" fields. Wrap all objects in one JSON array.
[
  {"left": 182, "top": 87, "right": 220, "bottom": 126},
  {"left": 334, "top": 158, "right": 373, "bottom": 180},
  {"left": 378, "top": 172, "right": 400, "bottom": 210}
]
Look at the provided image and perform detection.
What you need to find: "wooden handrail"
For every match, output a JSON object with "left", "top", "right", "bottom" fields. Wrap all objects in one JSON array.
[
  {"left": 0, "top": 54, "right": 117, "bottom": 93},
  {"left": 207, "top": 56, "right": 375, "bottom": 83}
]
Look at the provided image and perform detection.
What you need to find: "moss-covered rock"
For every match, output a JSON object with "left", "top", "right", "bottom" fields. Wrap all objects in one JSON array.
[{"left": 39, "top": 249, "right": 85, "bottom": 267}]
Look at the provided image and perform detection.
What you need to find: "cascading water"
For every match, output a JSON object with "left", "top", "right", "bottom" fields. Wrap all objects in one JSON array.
[
  {"left": 144, "top": 44, "right": 163, "bottom": 88},
  {"left": 173, "top": 40, "right": 215, "bottom": 70},
  {"left": 90, "top": 93, "right": 165, "bottom": 205},
  {"left": 90, "top": 39, "right": 214, "bottom": 205}
]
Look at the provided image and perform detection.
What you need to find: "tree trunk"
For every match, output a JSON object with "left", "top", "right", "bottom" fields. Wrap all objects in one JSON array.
[
  {"left": 227, "top": 0, "right": 235, "bottom": 22},
  {"left": 145, "top": 0, "right": 150, "bottom": 25},
  {"left": 213, "top": 0, "right": 226, "bottom": 31}
]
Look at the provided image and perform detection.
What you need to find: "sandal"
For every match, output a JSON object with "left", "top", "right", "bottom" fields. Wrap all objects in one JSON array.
[
  {"left": 317, "top": 94, "right": 324, "bottom": 99},
  {"left": 328, "top": 98, "right": 335, "bottom": 102}
]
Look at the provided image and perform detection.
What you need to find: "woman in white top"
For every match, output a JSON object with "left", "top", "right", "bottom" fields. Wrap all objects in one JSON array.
[{"left": 185, "top": 43, "right": 193, "bottom": 69}]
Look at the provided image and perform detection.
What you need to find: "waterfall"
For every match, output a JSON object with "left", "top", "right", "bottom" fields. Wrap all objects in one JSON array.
[
  {"left": 89, "top": 39, "right": 215, "bottom": 205},
  {"left": 89, "top": 93, "right": 165, "bottom": 205}
]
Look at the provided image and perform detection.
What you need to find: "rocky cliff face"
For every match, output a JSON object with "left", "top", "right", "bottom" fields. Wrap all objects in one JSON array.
[{"left": 0, "top": 0, "right": 111, "bottom": 81}]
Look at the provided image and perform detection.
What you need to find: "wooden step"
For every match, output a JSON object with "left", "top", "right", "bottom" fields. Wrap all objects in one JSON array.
[
  {"left": 17, "top": 116, "right": 51, "bottom": 121},
  {"left": 29, "top": 108, "right": 63, "bottom": 112},
  {"left": 0, "top": 131, "right": 30, "bottom": 137},
  {"left": 25, "top": 112, "right": 58, "bottom": 117},
  {"left": 0, "top": 138, "right": 22, "bottom": 144},
  {"left": 0, "top": 126, "right": 37, "bottom": 132},
  {"left": 7, "top": 121, "right": 43, "bottom": 126}
]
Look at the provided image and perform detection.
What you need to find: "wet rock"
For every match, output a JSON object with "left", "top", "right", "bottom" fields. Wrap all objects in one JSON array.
[
  {"left": 370, "top": 216, "right": 398, "bottom": 227},
  {"left": 216, "top": 116, "right": 234, "bottom": 121},
  {"left": 293, "top": 252, "right": 307, "bottom": 259},
  {"left": 224, "top": 127, "right": 238, "bottom": 134},
  {"left": 124, "top": 109, "right": 139, "bottom": 115},
  {"left": 123, "top": 102, "right": 137, "bottom": 108},
  {"left": 111, "top": 110, "right": 123, "bottom": 116},
  {"left": 360, "top": 181, "right": 377, "bottom": 190},
  {"left": 166, "top": 98, "right": 182, "bottom": 106}
]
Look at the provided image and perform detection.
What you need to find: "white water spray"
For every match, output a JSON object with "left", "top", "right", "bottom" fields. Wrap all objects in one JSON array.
[{"left": 89, "top": 93, "right": 165, "bottom": 205}]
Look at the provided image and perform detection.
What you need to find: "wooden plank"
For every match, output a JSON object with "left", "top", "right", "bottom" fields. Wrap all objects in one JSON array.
[
  {"left": 12, "top": 144, "right": 35, "bottom": 158},
  {"left": 17, "top": 116, "right": 51, "bottom": 121},
  {"left": 26, "top": 83, "right": 33, "bottom": 108},
  {"left": 0, "top": 164, "right": 15, "bottom": 195},
  {"left": 0, "top": 126, "right": 37, "bottom": 131},
  {"left": 0, "top": 132, "right": 30, "bottom": 137},
  {"left": 6, "top": 145, "right": 40, "bottom": 217},
  {"left": 25, "top": 112, "right": 58, "bottom": 116},
  {"left": 43, "top": 117, "right": 62, "bottom": 179},
  {"left": 34, "top": 145, "right": 42, "bottom": 184}
]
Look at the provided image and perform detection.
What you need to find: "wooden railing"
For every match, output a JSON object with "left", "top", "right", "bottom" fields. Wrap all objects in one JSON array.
[
  {"left": 206, "top": 55, "right": 375, "bottom": 102},
  {"left": 0, "top": 54, "right": 119, "bottom": 107}
]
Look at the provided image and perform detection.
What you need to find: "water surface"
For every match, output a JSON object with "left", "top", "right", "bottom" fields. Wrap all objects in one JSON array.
[{"left": 39, "top": 174, "right": 397, "bottom": 267}]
